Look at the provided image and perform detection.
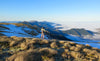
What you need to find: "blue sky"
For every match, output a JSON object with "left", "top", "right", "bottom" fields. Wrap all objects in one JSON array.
[{"left": 0, "top": 0, "right": 100, "bottom": 23}]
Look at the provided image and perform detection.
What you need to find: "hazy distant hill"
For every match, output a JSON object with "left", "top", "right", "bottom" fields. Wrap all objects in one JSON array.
[{"left": 63, "top": 28, "right": 95, "bottom": 37}]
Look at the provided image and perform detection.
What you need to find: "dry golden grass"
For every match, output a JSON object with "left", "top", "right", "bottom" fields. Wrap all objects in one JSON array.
[
  {"left": 0, "top": 23, "right": 9, "bottom": 25},
  {"left": 0, "top": 23, "right": 40, "bottom": 31}
]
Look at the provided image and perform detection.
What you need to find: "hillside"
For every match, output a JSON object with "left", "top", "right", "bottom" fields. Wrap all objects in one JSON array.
[
  {"left": 0, "top": 21, "right": 70, "bottom": 40},
  {"left": 0, "top": 36, "right": 100, "bottom": 61},
  {"left": 63, "top": 28, "right": 100, "bottom": 40},
  {"left": 63, "top": 28, "right": 95, "bottom": 37},
  {"left": 0, "top": 21, "right": 100, "bottom": 48}
]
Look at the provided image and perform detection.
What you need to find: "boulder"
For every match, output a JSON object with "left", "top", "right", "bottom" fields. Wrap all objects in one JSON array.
[
  {"left": 70, "top": 51, "right": 82, "bottom": 58},
  {"left": 9, "top": 41, "right": 18, "bottom": 47},
  {"left": 86, "top": 44, "right": 90, "bottom": 47},
  {"left": 59, "top": 41, "right": 66, "bottom": 44},
  {"left": 74, "top": 47, "right": 82, "bottom": 52},
  {"left": 70, "top": 46, "right": 76, "bottom": 51},
  {"left": 6, "top": 50, "right": 42, "bottom": 61},
  {"left": 50, "top": 42, "right": 58, "bottom": 48},
  {"left": 32, "top": 38, "right": 42, "bottom": 42},
  {"left": 39, "top": 48, "right": 58, "bottom": 56},
  {"left": 48, "top": 57, "right": 55, "bottom": 61},
  {"left": 20, "top": 42, "right": 28, "bottom": 50},
  {"left": 64, "top": 49, "right": 70, "bottom": 53},
  {"left": 41, "top": 40, "right": 49, "bottom": 44},
  {"left": 0, "top": 59, "right": 4, "bottom": 61},
  {"left": 83, "top": 48, "right": 92, "bottom": 53},
  {"left": 64, "top": 43, "right": 70, "bottom": 46},
  {"left": 69, "top": 42, "right": 76, "bottom": 46},
  {"left": 0, "top": 37, "right": 11, "bottom": 42},
  {"left": 11, "top": 36, "right": 25, "bottom": 42},
  {"left": 57, "top": 48, "right": 65, "bottom": 55},
  {"left": 25, "top": 38, "right": 32, "bottom": 43}
]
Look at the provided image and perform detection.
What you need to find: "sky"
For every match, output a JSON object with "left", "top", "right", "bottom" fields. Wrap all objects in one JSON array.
[{"left": 0, "top": 0, "right": 100, "bottom": 24}]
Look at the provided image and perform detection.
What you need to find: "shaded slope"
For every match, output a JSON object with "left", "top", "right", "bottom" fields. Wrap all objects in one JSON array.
[
  {"left": 63, "top": 28, "right": 94, "bottom": 37},
  {"left": 0, "top": 22, "right": 70, "bottom": 40}
]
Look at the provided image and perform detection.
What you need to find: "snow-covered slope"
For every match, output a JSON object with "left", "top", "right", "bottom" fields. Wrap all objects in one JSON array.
[
  {"left": 0, "top": 21, "right": 100, "bottom": 48},
  {"left": 0, "top": 24, "right": 41, "bottom": 38},
  {"left": 65, "top": 34, "right": 100, "bottom": 48},
  {"left": 0, "top": 22, "right": 69, "bottom": 40}
]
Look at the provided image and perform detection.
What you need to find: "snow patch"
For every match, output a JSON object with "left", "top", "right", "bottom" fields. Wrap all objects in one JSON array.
[
  {"left": 65, "top": 34, "right": 100, "bottom": 49},
  {"left": 1, "top": 24, "right": 32, "bottom": 37}
]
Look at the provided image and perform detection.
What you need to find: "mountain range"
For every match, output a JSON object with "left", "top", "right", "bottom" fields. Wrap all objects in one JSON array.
[
  {"left": 0, "top": 21, "right": 70, "bottom": 40},
  {"left": 0, "top": 21, "right": 100, "bottom": 48},
  {"left": 0, "top": 21, "right": 100, "bottom": 40}
]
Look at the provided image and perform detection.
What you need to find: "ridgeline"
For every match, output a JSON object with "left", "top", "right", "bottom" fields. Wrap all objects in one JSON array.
[{"left": 0, "top": 36, "right": 100, "bottom": 61}]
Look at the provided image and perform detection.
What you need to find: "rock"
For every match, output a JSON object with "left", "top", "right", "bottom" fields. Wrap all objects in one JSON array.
[
  {"left": 62, "top": 45, "right": 69, "bottom": 49},
  {"left": 11, "top": 36, "right": 25, "bottom": 42},
  {"left": 50, "top": 39, "right": 57, "bottom": 42},
  {"left": 70, "top": 51, "right": 82, "bottom": 58},
  {"left": 29, "top": 40, "right": 36, "bottom": 44},
  {"left": 25, "top": 38, "right": 32, "bottom": 43},
  {"left": 0, "top": 41, "right": 9, "bottom": 48},
  {"left": 69, "top": 42, "right": 76, "bottom": 46},
  {"left": 64, "top": 43, "right": 70, "bottom": 46},
  {"left": 74, "top": 47, "right": 82, "bottom": 52},
  {"left": 63, "top": 42, "right": 71, "bottom": 49},
  {"left": 0, "top": 36, "right": 100, "bottom": 61},
  {"left": 57, "top": 48, "right": 65, "bottom": 55},
  {"left": 25, "top": 38, "right": 37, "bottom": 44},
  {"left": 42, "top": 56, "right": 55, "bottom": 61},
  {"left": 89, "top": 50, "right": 98, "bottom": 55},
  {"left": 32, "top": 38, "right": 42, "bottom": 42},
  {"left": 11, "top": 36, "right": 17, "bottom": 39},
  {"left": 41, "top": 40, "right": 49, "bottom": 44},
  {"left": 70, "top": 46, "right": 76, "bottom": 51},
  {"left": 0, "top": 59, "right": 4, "bottom": 61},
  {"left": 76, "top": 44, "right": 84, "bottom": 48},
  {"left": 59, "top": 41, "right": 66, "bottom": 44},
  {"left": 86, "top": 44, "right": 90, "bottom": 47},
  {"left": 6, "top": 50, "right": 42, "bottom": 61},
  {"left": 86, "top": 50, "right": 98, "bottom": 59},
  {"left": 92, "top": 47, "right": 98, "bottom": 50},
  {"left": 62, "top": 52, "right": 68, "bottom": 58},
  {"left": 83, "top": 48, "right": 92, "bottom": 53},
  {"left": 50, "top": 42, "right": 58, "bottom": 48},
  {"left": 0, "top": 48, "right": 2, "bottom": 51},
  {"left": 0, "top": 37, "right": 11, "bottom": 42},
  {"left": 39, "top": 48, "right": 58, "bottom": 56},
  {"left": 64, "top": 49, "right": 70, "bottom": 53},
  {"left": 9, "top": 41, "right": 18, "bottom": 47},
  {"left": 48, "top": 57, "right": 55, "bottom": 61},
  {"left": 20, "top": 42, "right": 28, "bottom": 50}
]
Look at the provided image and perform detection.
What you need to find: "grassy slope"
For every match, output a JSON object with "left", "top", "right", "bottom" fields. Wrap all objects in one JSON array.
[{"left": 0, "top": 36, "right": 100, "bottom": 61}]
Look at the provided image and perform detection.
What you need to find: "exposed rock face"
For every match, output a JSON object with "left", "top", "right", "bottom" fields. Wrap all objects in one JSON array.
[
  {"left": 6, "top": 50, "right": 42, "bottom": 61},
  {"left": 9, "top": 41, "right": 18, "bottom": 47},
  {"left": 50, "top": 42, "right": 58, "bottom": 48},
  {"left": 11, "top": 36, "right": 25, "bottom": 42},
  {"left": 20, "top": 42, "right": 28, "bottom": 50},
  {"left": 0, "top": 36, "right": 100, "bottom": 61},
  {"left": 63, "top": 28, "right": 94, "bottom": 37},
  {"left": 39, "top": 48, "right": 58, "bottom": 56}
]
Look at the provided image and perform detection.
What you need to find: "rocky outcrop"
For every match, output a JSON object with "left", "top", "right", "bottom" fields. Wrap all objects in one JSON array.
[
  {"left": 0, "top": 36, "right": 100, "bottom": 61},
  {"left": 6, "top": 49, "right": 42, "bottom": 61}
]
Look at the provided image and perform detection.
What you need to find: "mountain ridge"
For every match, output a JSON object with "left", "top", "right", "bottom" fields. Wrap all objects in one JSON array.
[{"left": 0, "top": 21, "right": 70, "bottom": 40}]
